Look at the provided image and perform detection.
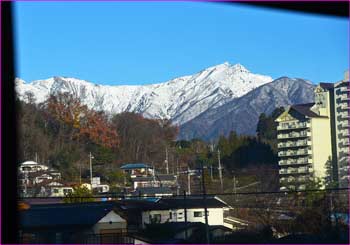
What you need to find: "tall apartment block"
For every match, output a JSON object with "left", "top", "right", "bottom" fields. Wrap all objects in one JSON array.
[
  {"left": 333, "top": 71, "right": 350, "bottom": 188},
  {"left": 276, "top": 71, "right": 349, "bottom": 190}
]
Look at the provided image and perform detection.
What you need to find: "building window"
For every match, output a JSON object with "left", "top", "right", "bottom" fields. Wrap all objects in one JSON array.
[
  {"left": 194, "top": 211, "right": 203, "bottom": 217},
  {"left": 150, "top": 214, "right": 161, "bottom": 223},
  {"left": 169, "top": 212, "right": 172, "bottom": 219}
]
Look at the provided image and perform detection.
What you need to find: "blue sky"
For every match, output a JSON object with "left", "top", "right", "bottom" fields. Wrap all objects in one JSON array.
[{"left": 14, "top": 2, "right": 349, "bottom": 85}]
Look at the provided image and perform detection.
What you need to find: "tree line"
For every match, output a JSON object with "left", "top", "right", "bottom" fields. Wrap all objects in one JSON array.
[{"left": 17, "top": 92, "right": 282, "bottom": 190}]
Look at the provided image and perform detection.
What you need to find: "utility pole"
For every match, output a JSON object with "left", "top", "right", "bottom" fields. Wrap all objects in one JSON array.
[
  {"left": 183, "top": 190, "right": 188, "bottom": 240},
  {"left": 79, "top": 163, "right": 82, "bottom": 184},
  {"left": 89, "top": 152, "right": 93, "bottom": 186},
  {"left": 187, "top": 166, "right": 191, "bottom": 195},
  {"left": 218, "top": 149, "right": 223, "bottom": 192},
  {"left": 35, "top": 152, "right": 38, "bottom": 163},
  {"left": 200, "top": 161, "right": 210, "bottom": 244},
  {"left": 165, "top": 146, "right": 169, "bottom": 174}
]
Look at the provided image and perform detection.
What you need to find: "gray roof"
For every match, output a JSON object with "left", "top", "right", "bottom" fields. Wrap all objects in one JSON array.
[
  {"left": 118, "top": 196, "right": 228, "bottom": 211},
  {"left": 291, "top": 103, "right": 328, "bottom": 118},
  {"left": 134, "top": 186, "right": 173, "bottom": 195},
  {"left": 120, "top": 163, "right": 153, "bottom": 170},
  {"left": 319, "top": 82, "right": 334, "bottom": 90},
  {"left": 132, "top": 175, "right": 176, "bottom": 182}
]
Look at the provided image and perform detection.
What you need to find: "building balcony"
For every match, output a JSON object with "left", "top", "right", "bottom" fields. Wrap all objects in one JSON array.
[
  {"left": 277, "top": 122, "right": 310, "bottom": 131},
  {"left": 338, "top": 121, "right": 350, "bottom": 129},
  {"left": 278, "top": 149, "right": 311, "bottom": 157},
  {"left": 338, "top": 112, "right": 350, "bottom": 120},
  {"left": 340, "top": 86, "right": 350, "bottom": 93},
  {"left": 339, "top": 93, "right": 350, "bottom": 101},
  {"left": 278, "top": 140, "right": 310, "bottom": 149},
  {"left": 339, "top": 103, "right": 350, "bottom": 110},
  {"left": 279, "top": 167, "right": 309, "bottom": 175},
  {"left": 277, "top": 131, "right": 310, "bottom": 139},
  {"left": 279, "top": 158, "right": 309, "bottom": 166},
  {"left": 339, "top": 130, "right": 350, "bottom": 138},
  {"left": 339, "top": 138, "right": 350, "bottom": 147}
]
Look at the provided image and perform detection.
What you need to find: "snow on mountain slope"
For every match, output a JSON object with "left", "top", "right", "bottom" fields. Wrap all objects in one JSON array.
[
  {"left": 178, "top": 77, "right": 315, "bottom": 140},
  {"left": 15, "top": 62, "right": 273, "bottom": 125}
]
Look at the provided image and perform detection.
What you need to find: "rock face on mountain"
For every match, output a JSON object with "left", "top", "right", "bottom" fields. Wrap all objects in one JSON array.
[
  {"left": 16, "top": 63, "right": 315, "bottom": 141},
  {"left": 178, "top": 77, "right": 315, "bottom": 140}
]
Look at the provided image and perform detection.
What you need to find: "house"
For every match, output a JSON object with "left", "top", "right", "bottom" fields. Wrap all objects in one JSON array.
[
  {"left": 19, "top": 201, "right": 132, "bottom": 244},
  {"left": 49, "top": 185, "right": 74, "bottom": 197},
  {"left": 120, "top": 163, "right": 154, "bottom": 178},
  {"left": 132, "top": 222, "right": 232, "bottom": 244},
  {"left": 115, "top": 196, "right": 230, "bottom": 229},
  {"left": 131, "top": 174, "right": 177, "bottom": 189},
  {"left": 18, "top": 161, "right": 49, "bottom": 173}
]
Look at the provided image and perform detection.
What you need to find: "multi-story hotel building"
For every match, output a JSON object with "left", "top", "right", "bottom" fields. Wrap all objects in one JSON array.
[
  {"left": 275, "top": 71, "right": 349, "bottom": 190},
  {"left": 276, "top": 102, "right": 332, "bottom": 190},
  {"left": 333, "top": 71, "right": 350, "bottom": 188}
]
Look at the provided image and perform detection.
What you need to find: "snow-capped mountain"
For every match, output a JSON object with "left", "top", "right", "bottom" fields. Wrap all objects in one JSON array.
[
  {"left": 179, "top": 77, "right": 315, "bottom": 140},
  {"left": 15, "top": 62, "right": 273, "bottom": 125}
]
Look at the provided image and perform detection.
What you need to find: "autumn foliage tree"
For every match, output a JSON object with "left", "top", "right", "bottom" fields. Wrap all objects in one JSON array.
[{"left": 44, "top": 93, "right": 119, "bottom": 148}]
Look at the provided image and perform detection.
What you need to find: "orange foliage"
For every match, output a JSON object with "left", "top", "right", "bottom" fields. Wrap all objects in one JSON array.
[{"left": 46, "top": 93, "right": 119, "bottom": 148}]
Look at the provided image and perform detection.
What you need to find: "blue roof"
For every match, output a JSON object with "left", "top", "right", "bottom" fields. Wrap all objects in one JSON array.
[
  {"left": 20, "top": 201, "right": 116, "bottom": 229},
  {"left": 120, "top": 163, "right": 153, "bottom": 170}
]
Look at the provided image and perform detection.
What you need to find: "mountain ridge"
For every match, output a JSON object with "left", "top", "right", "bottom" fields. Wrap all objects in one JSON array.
[{"left": 16, "top": 62, "right": 273, "bottom": 125}]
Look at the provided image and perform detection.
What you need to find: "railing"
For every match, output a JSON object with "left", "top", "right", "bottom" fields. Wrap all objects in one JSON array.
[
  {"left": 340, "top": 86, "right": 350, "bottom": 93},
  {"left": 277, "top": 122, "right": 309, "bottom": 131},
  {"left": 339, "top": 93, "right": 350, "bottom": 101},
  {"left": 279, "top": 159, "right": 309, "bottom": 166},
  {"left": 338, "top": 121, "right": 350, "bottom": 129},
  {"left": 279, "top": 167, "right": 309, "bottom": 175},
  {"left": 339, "top": 103, "right": 350, "bottom": 110},
  {"left": 277, "top": 131, "right": 310, "bottom": 139},
  {"left": 339, "top": 112, "right": 350, "bottom": 120},
  {"left": 278, "top": 140, "right": 309, "bottom": 148},
  {"left": 278, "top": 149, "right": 310, "bottom": 157}
]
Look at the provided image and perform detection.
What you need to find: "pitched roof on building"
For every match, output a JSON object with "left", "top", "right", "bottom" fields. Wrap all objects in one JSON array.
[
  {"left": 319, "top": 82, "right": 334, "bottom": 90},
  {"left": 134, "top": 187, "right": 173, "bottom": 195},
  {"left": 117, "top": 196, "right": 229, "bottom": 211},
  {"left": 19, "top": 201, "right": 116, "bottom": 230},
  {"left": 120, "top": 163, "right": 153, "bottom": 170},
  {"left": 132, "top": 175, "right": 176, "bottom": 182},
  {"left": 291, "top": 103, "right": 328, "bottom": 118}
]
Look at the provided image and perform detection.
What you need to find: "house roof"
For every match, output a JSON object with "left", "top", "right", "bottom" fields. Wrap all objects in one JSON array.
[
  {"left": 117, "top": 196, "right": 229, "bottom": 211},
  {"left": 134, "top": 187, "right": 173, "bottom": 195},
  {"left": 132, "top": 175, "right": 176, "bottom": 182},
  {"left": 19, "top": 201, "right": 116, "bottom": 230},
  {"left": 120, "top": 163, "right": 153, "bottom": 170},
  {"left": 319, "top": 82, "right": 334, "bottom": 90},
  {"left": 20, "top": 161, "right": 39, "bottom": 165},
  {"left": 291, "top": 103, "right": 328, "bottom": 118}
]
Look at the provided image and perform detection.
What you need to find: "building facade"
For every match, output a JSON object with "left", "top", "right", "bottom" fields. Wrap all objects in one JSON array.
[
  {"left": 276, "top": 102, "right": 332, "bottom": 190},
  {"left": 333, "top": 72, "right": 350, "bottom": 188},
  {"left": 276, "top": 71, "right": 350, "bottom": 190}
]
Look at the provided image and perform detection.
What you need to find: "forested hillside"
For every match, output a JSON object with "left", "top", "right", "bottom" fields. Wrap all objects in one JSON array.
[{"left": 17, "top": 92, "right": 281, "bottom": 190}]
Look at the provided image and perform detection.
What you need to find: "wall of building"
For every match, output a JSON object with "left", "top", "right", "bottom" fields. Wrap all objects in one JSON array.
[
  {"left": 310, "top": 117, "right": 332, "bottom": 182},
  {"left": 93, "top": 211, "right": 127, "bottom": 234},
  {"left": 141, "top": 208, "right": 224, "bottom": 228}
]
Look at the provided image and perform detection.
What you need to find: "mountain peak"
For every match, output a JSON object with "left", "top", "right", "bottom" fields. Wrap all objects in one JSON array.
[{"left": 231, "top": 63, "right": 249, "bottom": 73}]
